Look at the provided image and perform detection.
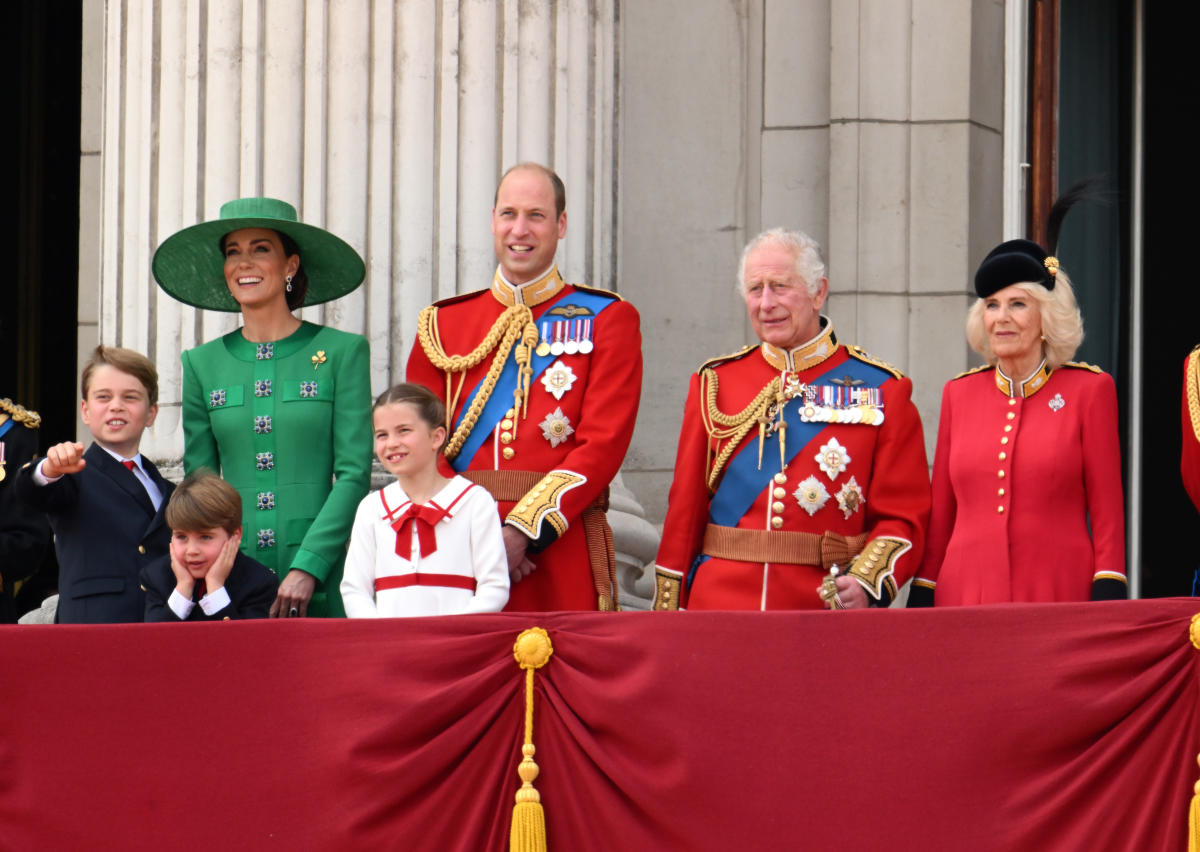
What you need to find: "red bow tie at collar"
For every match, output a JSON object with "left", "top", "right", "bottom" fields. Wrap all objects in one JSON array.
[{"left": 391, "top": 503, "right": 448, "bottom": 562}]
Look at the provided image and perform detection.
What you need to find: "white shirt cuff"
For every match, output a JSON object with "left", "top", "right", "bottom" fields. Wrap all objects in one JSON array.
[
  {"left": 199, "top": 586, "right": 232, "bottom": 616},
  {"left": 168, "top": 589, "right": 196, "bottom": 620},
  {"left": 32, "top": 458, "right": 62, "bottom": 485}
]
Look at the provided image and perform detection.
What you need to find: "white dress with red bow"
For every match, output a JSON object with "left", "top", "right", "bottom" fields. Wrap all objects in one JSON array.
[{"left": 340, "top": 475, "right": 509, "bottom": 617}]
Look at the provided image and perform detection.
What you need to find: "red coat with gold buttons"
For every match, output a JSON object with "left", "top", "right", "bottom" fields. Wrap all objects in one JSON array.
[
  {"left": 653, "top": 321, "right": 931, "bottom": 610},
  {"left": 913, "top": 363, "right": 1126, "bottom": 604},
  {"left": 406, "top": 267, "right": 642, "bottom": 611}
]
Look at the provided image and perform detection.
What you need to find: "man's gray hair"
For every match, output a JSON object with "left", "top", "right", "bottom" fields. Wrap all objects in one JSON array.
[{"left": 737, "top": 228, "right": 827, "bottom": 297}]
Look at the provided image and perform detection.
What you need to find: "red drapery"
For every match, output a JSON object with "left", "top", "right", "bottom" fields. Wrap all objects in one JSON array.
[{"left": 2, "top": 600, "right": 1198, "bottom": 851}]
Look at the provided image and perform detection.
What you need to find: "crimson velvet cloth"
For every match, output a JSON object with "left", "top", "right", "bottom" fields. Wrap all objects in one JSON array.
[{"left": 2, "top": 601, "right": 1198, "bottom": 851}]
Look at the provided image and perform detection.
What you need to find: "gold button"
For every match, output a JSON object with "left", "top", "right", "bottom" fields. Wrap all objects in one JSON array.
[
  {"left": 506, "top": 408, "right": 516, "bottom": 418},
  {"left": 998, "top": 470, "right": 1005, "bottom": 478},
  {"left": 857, "top": 565, "right": 869, "bottom": 574},
  {"left": 500, "top": 432, "right": 513, "bottom": 444},
  {"left": 1001, "top": 437, "right": 1009, "bottom": 444},
  {"left": 773, "top": 487, "right": 786, "bottom": 499},
  {"left": 771, "top": 501, "right": 785, "bottom": 513},
  {"left": 1004, "top": 425, "right": 1012, "bottom": 432},
  {"left": 223, "top": 616, "right": 231, "bottom": 621},
  {"left": 501, "top": 418, "right": 514, "bottom": 430},
  {"left": 1006, "top": 412, "right": 1015, "bottom": 420},
  {"left": 998, "top": 452, "right": 1006, "bottom": 460},
  {"left": 1008, "top": 399, "right": 1017, "bottom": 406},
  {"left": 138, "top": 545, "right": 146, "bottom": 555},
  {"left": 867, "top": 555, "right": 878, "bottom": 564},
  {"left": 774, "top": 472, "right": 787, "bottom": 485},
  {"left": 771, "top": 516, "right": 783, "bottom": 529},
  {"left": 998, "top": 488, "right": 1005, "bottom": 496},
  {"left": 502, "top": 447, "right": 515, "bottom": 460},
  {"left": 873, "top": 542, "right": 885, "bottom": 552},
  {"left": 997, "top": 505, "right": 1005, "bottom": 513},
  {"left": 662, "top": 590, "right": 671, "bottom": 600}
]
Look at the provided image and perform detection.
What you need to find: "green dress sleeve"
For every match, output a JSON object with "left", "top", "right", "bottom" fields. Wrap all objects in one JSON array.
[
  {"left": 288, "top": 332, "right": 373, "bottom": 583},
  {"left": 182, "top": 347, "right": 220, "bottom": 476}
]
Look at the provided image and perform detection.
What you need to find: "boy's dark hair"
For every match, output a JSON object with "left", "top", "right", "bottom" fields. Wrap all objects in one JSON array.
[
  {"left": 165, "top": 472, "right": 243, "bottom": 535},
  {"left": 81, "top": 345, "right": 160, "bottom": 407},
  {"left": 373, "top": 383, "right": 448, "bottom": 452}
]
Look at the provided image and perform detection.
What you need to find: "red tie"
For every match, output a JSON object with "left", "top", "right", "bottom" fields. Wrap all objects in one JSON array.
[
  {"left": 391, "top": 504, "right": 448, "bottom": 562},
  {"left": 122, "top": 459, "right": 136, "bottom": 472}
]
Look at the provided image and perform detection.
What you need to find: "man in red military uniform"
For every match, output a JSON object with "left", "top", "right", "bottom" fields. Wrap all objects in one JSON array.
[
  {"left": 406, "top": 163, "right": 642, "bottom": 611},
  {"left": 1183, "top": 346, "right": 1200, "bottom": 514},
  {"left": 653, "top": 229, "right": 930, "bottom": 610}
]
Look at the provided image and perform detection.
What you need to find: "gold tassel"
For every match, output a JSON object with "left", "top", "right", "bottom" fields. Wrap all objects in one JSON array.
[{"left": 510, "top": 628, "right": 554, "bottom": 852}]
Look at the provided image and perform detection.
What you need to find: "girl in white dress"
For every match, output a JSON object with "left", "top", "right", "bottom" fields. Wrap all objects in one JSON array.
[{"left": 341, "top": 384, "right": 509, "bottom": 616}]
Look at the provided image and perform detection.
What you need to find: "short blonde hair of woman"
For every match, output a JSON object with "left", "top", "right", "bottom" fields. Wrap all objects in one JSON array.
[{"left": 964, "top": 269, "right": 1084, "bottom": 370}]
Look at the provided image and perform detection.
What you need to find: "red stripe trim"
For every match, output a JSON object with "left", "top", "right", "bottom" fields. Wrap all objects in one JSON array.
[
  {"left": 374, "top": 574, "right": 477, "bottom": 592},
  {"left": 442, "top": 482, "right": 476, "bottom": 514},
  {"left": 379, "top": 488, "right": 411, "bottom": 523}
]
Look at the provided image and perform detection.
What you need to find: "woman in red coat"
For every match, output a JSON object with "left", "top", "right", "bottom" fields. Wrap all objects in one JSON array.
[{"left": 908, "top": 237, "right": 1127, "bottom": 606}]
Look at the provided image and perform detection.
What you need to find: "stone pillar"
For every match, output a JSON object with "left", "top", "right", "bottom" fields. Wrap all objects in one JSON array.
[{"left": 86, "top": 0, "right": 619, "bottom": 462}]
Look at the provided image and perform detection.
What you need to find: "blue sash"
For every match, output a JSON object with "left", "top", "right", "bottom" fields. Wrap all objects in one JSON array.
[
  {"left": 450, "top": 289, "right": 618, "bottom": 471},
  {"left": 708, "top": 356, "right": 890, "bottom": 525},
  {"left": 0, "top": 418, "right": 13, "bottom": 440}
]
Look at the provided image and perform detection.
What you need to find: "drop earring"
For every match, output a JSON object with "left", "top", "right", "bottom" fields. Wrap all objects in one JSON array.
[{"left": 286, "top": 274, "right": 294, "bottom": 293}]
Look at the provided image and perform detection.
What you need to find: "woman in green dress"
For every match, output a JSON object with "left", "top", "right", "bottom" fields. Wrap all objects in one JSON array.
[{"left": 153, "top": 198, "right": 372, "bottom": 617}]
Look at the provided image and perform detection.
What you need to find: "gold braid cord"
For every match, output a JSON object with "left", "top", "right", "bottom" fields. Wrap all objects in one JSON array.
[
  {"left": 699, "top": 368, "right": 781, "bottom": 491},
  {"left": 1187, "top": 351, "right": 1200, "bottom": 444},
  {"left": 0, "top": 398, "right": 41, "bottom": 429},
  {"left": 417, "top": 303, "right": 537, "bottom": 461}
]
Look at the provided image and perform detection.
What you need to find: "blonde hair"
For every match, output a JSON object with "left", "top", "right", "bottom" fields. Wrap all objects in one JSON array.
[{"left": 965, "top": 269, "right": 1084, "bottom": 370}]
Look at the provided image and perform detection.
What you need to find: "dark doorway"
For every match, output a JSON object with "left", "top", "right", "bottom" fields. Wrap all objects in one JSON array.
[
  {"left": 4, "top": 0, "right": 82, "bottom": 449},
  {"left": 1141, "top": 1, "right": 1200, "bottom": 596}
]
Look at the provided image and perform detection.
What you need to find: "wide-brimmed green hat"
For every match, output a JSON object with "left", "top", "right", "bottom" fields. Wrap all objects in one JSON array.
[{"left": 152, "top": 197, "right": 366, "bottom": 312}]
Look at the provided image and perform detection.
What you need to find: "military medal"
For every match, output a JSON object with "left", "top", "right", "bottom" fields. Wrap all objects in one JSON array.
[
  {"left": 541, "top": 360, "right": 577, "bottom": 400},
  {"left": 564, "top": 320, "right": 580, "bottom": 355},
  {"left": 536, "top": 321, "right": 552, "bottom": 357},
  {"left": 549, "top": 322, "right": 566, "bottom": 356},
  {"left": 578, "top": 318, "right": 594, "bottom": 353},
  {"left": 0, "top": 441, "right": 6, "bottom": 483}
]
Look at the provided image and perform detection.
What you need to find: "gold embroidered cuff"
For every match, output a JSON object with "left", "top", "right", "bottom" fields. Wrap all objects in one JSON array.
[
  {"left": 653, "top": 566, "right": 682, "bottom": 611},
  {"left": 504, "top": 470, "right": 586, "bottom": 541},
  {"left": 846, "top": 537, "right": 912, "bottom": 602}
]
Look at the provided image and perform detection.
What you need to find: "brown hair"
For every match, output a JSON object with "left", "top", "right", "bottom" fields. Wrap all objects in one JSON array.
[
  {"left": 495, "top": 162, "right": 567, "bottom": 219},
  {"left": 165, "top": 471, "right": 243, "bottom": 535},
  {"left": 373, "top": 383, "right": 448, "bottom": 452},
  {"left": 81, "top": 345, "right": 159, "bottom": 407}
]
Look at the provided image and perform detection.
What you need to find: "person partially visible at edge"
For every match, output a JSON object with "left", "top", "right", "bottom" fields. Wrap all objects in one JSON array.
[
  {"left": 142, "top": 472, "right": 279, "bottom": 621},
  {"left": 1180, "top": 345, "right": 1200, "bottom": 517},
  {"left": 908, "top": 188, "right": 1127, "bottom": 606},
  {"left": 152, "top": 198, "right": 372, "bottom": 617},
  {"left": 653, "top": 228, "right": 932, "bottom": 611},
  {"left": 405, "top": 163, "right": 643, "bottom": 611},
  {"left": 0, "top": 397, "right": 51, "bottom": 623}
]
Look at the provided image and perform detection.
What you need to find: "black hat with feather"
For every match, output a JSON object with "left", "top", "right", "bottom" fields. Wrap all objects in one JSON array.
[{"left": 973, "top": 179, "right": 1098, "bottom": 298}]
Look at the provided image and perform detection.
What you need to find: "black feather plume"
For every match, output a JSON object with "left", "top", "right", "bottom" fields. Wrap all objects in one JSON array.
[{"left": 1046, "top": 175, "right": 1107, "bottom": 254}]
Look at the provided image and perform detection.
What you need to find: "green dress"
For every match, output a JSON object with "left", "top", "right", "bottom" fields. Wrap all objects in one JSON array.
[{"left": 181, "top": 322, "right": 372, "bottom": 616}]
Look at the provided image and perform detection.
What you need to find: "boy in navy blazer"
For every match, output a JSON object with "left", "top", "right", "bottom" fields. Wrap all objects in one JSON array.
[
  {"left": 14, "top": 346, "right": 174, "bottom": 623},
  {"left": 142, "top": 472, "right": 278, "bottom": 621}
]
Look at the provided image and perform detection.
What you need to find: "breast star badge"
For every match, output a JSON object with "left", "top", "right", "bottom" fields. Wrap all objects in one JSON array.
[
  {"left": 540, "top": 360, "right": 577, "bottom": 401},
  {"left": 815, "top": 437, "right": 851, "bottom": 481},
  {"left": 793, "top": 475, "right": 830, "bottom": 516},
  {"left": 539, "top": 407, "right": 575, "bottom": 447},
  {"left": 835, "top": 476, "right": 865, "bottom": 519}
]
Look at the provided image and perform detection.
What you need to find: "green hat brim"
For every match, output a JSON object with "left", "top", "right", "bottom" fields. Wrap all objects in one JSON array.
[{"left": 152, "top": 213, "right": 366, "bottom": 313}]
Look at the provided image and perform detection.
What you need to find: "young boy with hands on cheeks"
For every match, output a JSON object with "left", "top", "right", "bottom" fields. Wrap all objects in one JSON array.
[
  {"left": 14, "top": 346, "right": 174, "bottom": 623},
  {"left": 340, "top": 384, "right": 509, "bottom": 617},
  {"left": 142, "top": 473, "right": 279, "bottom": 621}
]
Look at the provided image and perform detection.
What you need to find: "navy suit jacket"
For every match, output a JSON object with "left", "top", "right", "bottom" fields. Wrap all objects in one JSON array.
[
  {"left": 141, "top": 551, "right": 279, "bottom": 621},
  {"left": 14, "top": 443, "right": 174, "bottom": 623}
]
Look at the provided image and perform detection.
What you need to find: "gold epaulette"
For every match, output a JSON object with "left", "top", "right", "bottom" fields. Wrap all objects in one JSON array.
[
  {"left": 431, "top": 287, "right": 491, "bottom": 309},
  {"left": 570, "top": 282, "right": 623, "bottom": 302},
  {"left": 1063, "top": 361, "right": 1104, "bottom": 373},
  {"left": 846, "top": 345, "right": 904, "bottom": 379},
  {"left": 0, "top": 398, "right": 41, "bottom": 430},
  {"left": 952, "top": 364, "right": 991, "bottom": 380},
  {"left": 695, "top": 344, "right": 756, "bottom": 375}
]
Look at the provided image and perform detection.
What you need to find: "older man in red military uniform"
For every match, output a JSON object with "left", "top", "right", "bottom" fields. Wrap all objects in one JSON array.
[
  {"left": 407, "top": 163, "right": 642, "bottom": 611},
  {"left": 653, "top": 229, "right": 931, "bottom": 611}
]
